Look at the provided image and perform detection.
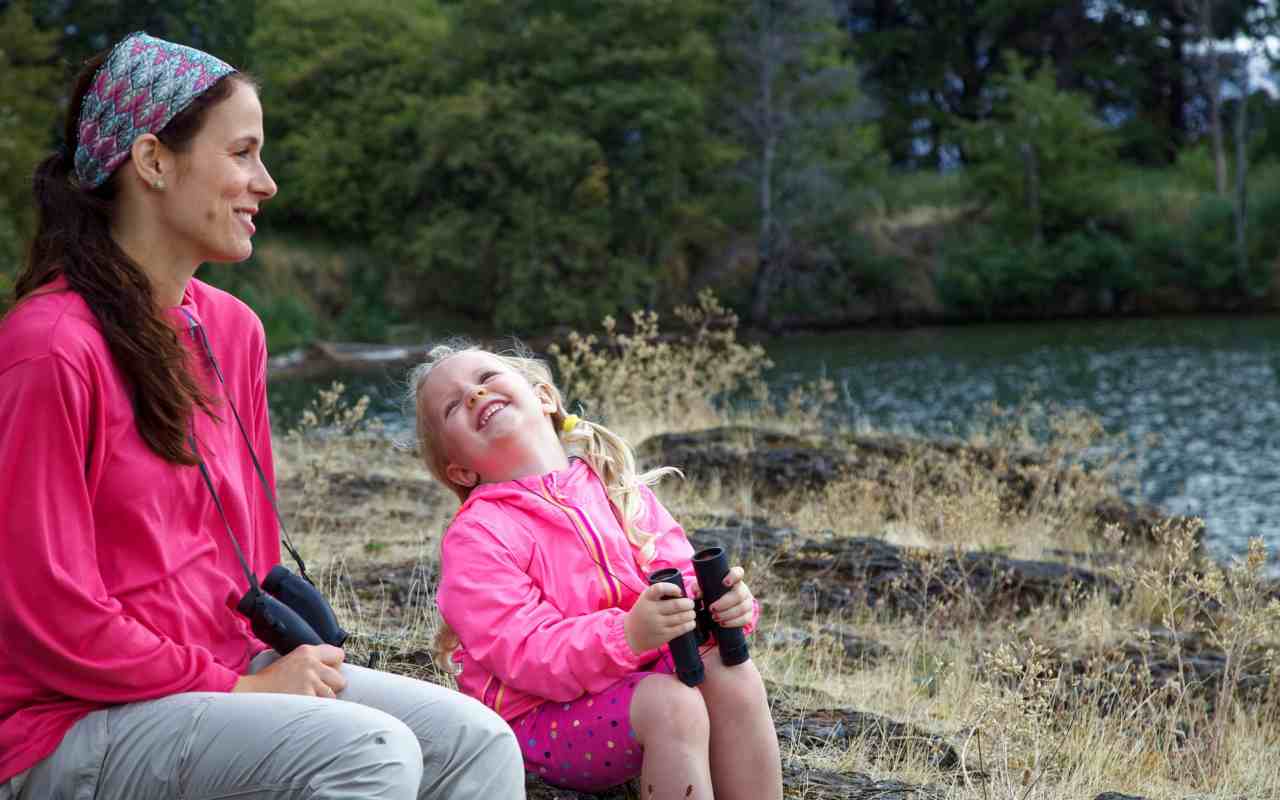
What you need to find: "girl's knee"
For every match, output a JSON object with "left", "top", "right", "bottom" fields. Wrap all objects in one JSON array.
[
  {"left": 705, "top": 651, "right": 769, "bottom": 707},
  {"left": 631, "top": 675, "right": 710, "bottom": 743}
]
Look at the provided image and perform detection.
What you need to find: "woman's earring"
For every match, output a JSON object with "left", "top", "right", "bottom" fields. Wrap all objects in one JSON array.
[{"left": 152, "top": 178, "right": 166, "bottom": 190}]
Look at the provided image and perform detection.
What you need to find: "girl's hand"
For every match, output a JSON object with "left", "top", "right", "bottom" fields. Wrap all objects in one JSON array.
[
  {"left": 708, "top": 566, "right": 754, "bottom": 629},
  {"left": 624, "top": 582, "right": 697, "bottom": 655},
  {"left": 233, "top": 644, "right": 347, "bottom": 698}
]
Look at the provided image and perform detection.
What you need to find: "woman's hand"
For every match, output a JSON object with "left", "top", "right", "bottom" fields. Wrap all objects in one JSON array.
[
  {"left": 624, "top": 582, "right": 697, "bottom": 655},
  {"left": 707, "top": 566, "right": 754, "bottom": 629},
  {"left": 233, "top": 644, "right": 347, "bottom": 698}
]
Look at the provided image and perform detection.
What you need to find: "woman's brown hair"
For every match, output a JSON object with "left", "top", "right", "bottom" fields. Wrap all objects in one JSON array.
[{"left": 15, "top": 50, "right": 255, "bottom": 465}]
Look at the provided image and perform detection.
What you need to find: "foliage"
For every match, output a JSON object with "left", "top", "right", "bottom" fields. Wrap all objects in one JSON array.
[
  {"left": 1120, "top": 519, "right": 1280, "bottom": 783},
  {"left": 938, "top": 225, "right": 1144, "bottom": 316},
  {"left": 0, "top": 207, "right": 18, "bottom": 303},
  {"left": 717, "top": 0, "right": 883, "bottom": 325},
  {"left": 0, "top": 0, "right": 59, "bottom": 242},
  {"left": 396, "top": 0, "right": 732, "bottom": 331},
  {"left": 2, "top": 1, "right": 1279, "bottom": 335},
  {"left": 961, "top": 54, "right": 1118, "bottom": 241},
  {"left": 547, "top": 289, "right": 771, "bottom": 439},
  {"left": 33, "top": 0, "right": 257, "bottom": 69}
]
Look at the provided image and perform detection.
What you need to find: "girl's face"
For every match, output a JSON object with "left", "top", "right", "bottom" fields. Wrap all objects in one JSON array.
[{"left": 420, "top": 351, "right": 558, "bottom": 488}]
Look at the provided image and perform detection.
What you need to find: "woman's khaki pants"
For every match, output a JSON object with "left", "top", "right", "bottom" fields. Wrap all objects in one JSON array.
[{"left": 0, "top": 651, "right": 524, "bottom": 800}]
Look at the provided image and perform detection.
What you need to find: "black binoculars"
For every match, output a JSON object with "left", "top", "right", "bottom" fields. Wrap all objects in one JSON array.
[
  {"left": 647, "top": 544, "right": 751, "bottom": 687},
  {"left": 235, "top": 565, "right": 349, "bottom": 655}
]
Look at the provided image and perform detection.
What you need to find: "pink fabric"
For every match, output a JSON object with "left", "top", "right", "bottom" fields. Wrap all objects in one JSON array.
[
  {"left": 436, "top": 459, "right": 759, "bottom": 723},
  {"left": 0, "top": 277, "right": 279, "bottom": 783},
  {"left": 513, "top": 657, "right": 676, "bottom": 792}
]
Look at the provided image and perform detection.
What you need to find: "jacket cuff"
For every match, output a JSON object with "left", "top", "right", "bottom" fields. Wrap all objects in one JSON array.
[
  {"left": 605, "top": 611, "right": 657, "bottom": 671},
  {"left": 212, "top": 662, "right": 244, "bottom": 693}
]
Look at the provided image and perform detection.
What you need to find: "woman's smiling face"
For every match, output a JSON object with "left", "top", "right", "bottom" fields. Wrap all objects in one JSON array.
[{"left": 158, "top": 79, "right": 277, "bottom": 265}]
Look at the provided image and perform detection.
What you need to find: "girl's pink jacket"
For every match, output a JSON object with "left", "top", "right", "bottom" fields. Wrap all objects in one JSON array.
[{"left": 436, "top": 458, "right": 757, "bottom": 722}]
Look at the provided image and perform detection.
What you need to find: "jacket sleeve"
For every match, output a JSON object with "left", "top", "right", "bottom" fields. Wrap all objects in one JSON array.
[
  {"left": 437, "top": 512, "right": 658, "bottom": 702},
  {"left": 0, "top": 355, "right": 241, "bottom": 701},
  {"left": 639, "top": 485, "right": 761, "bottom": 634}
]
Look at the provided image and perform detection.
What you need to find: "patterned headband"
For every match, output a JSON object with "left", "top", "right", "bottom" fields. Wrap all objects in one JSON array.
[{"left": 74, "top": 32, "right": 235, "bottom": 189}]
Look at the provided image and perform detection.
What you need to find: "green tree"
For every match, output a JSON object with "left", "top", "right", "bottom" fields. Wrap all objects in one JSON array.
[
  {"left": 33, "top": 0, "right": 257, "bottom": 69},
  {"left": 720, "top": 0, "right": 880, "bottom": 327},
  {"left": 0, "top": 0, "right": 60, "bottom": 297},
  {"left": 961, "top": 53, "right": 1117, "bottom": 242},
  {"left": 402, "top": 0, "right": 731, "bottom": 331},
  {"left": 845, "top": 0, "right": 1104, "bottom": 166},
  {"left": 253, "top": 0, "right": 729, "bottom": 333}
]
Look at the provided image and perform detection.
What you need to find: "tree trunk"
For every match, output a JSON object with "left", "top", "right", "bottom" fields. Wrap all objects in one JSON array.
[
  {"left": 1234, "top": 58, "right": 1249, "bottom": 291},
  {"left": 1021, "top": 142, "right": 1042, "bottom": 244},
  {"left": 750, "top": 134, "right": 777, "bottom": 327},
  {"left": 749, "top": 0, "right": 777, "bottom": 328},
  {"left": 1201, "top": 0, "right": 1229, "bottom": 195},
  {"left": 1168, "top": 13, "right": 1188, "bottom": 158}
]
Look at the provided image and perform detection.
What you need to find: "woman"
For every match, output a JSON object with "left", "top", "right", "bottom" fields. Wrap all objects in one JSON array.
[{"left": 0, "top": 32, "right": 524, "bottom": 800}]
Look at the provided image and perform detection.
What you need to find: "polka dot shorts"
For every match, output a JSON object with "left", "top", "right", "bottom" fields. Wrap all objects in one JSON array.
[{"left": 513, "top": 657, "right": 675, "bottom": 792}]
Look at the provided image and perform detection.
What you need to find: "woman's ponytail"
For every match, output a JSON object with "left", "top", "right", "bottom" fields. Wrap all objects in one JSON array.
[
  {"left": 18, "top": 149, "right": 93, "bottom": 298},
  {"left": 12, "top": 50, "right": 243, "bottom": 465}
]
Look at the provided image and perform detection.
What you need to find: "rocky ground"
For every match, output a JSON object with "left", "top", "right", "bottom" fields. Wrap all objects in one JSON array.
[{"left": 281, "top": 426, "right": 1279, "bottom": 800}]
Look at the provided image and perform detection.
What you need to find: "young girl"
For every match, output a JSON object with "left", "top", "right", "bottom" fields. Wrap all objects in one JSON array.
[{"left": 411, "top": 343, "right": 783, "bottom": 799}]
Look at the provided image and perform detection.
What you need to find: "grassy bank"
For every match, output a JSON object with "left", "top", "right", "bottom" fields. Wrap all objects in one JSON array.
[{"left": 271, "top": 306, "right": 1280, "bottom": 799}]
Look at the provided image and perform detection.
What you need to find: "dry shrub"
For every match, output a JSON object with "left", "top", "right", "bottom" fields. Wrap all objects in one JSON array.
[
  {"left": 1115, "top": 520, "right": 1280, "bottom": 786},
  {"left": 547, "top": 288, "right": 773, "bottom": 442}
]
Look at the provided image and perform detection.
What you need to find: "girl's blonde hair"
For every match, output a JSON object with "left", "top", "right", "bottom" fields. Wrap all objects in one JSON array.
[{"left": 408, "top": 340, "right": 679, "bottom": 667}]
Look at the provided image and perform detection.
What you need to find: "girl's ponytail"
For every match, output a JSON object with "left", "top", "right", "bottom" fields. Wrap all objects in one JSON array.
[{"left": 555, "top": 414, "right": 680, "bottom": 567}]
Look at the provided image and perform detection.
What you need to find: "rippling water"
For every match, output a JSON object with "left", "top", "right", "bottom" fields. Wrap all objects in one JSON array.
[
  {"left": 765, "top": 316, "right": 1280, "bottom": 564},
  {"left": 269, "top": 315, "right": 1280, "bottom": 563}
]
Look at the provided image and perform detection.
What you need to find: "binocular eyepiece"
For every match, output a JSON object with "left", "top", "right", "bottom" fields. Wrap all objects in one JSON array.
[
  {"left": 647, "top": 544, "right": 751, "bottom": 688},
  {"left": 235, "top": 565, "right": 349, "bottom": 655}
]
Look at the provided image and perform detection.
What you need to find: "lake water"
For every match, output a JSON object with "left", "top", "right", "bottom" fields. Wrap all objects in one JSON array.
[{"left": 269, "top": 315, "right": 1280, "bottom": 565}]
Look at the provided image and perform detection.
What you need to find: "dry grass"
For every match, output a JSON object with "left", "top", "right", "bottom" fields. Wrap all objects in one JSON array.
[{"left": 272, "top": 299, "right": 1280, "bottom": 799}]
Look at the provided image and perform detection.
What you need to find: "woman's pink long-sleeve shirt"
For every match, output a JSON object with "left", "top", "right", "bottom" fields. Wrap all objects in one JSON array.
[
  {"left": 0, "top": 278, "right": 279, "bottom": 782},
  {"left": 436, "top": 458, "right": 756, "bottom": 723}
]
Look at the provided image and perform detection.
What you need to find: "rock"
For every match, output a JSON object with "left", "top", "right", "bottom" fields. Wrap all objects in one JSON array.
[
  {"left": 762, "top": 627, "right": 815, "bottom": 648},
  {"left": 638, "top": 427, "right": 860, "bottom": 497},
  {"left": 525, "top": 774, "right": 632, "bottom": 799},
  {"left": 1093, "top": 793, "right": 1148, "bottom": 800},
  {"left": 759, "top": 625, "right": 888, "bottom": 667},
  {"left": 639, "top": 427, "right": 1190, "bottom": 546},
  {"left": 687, "top": 524, "right": 801, "bottom": 565},
  {"left": 773, "top": 707, "right": 960, "bottom": 771},
  {"left": 524, "top": 758, "right": 948, "bottom": 799},
  {"left": 779, "top": 761, "right": 945, "bottom": 799},
  {"left": 1092, "top": 497, "right": 1202, "bottom": 548},
  {"left": 1067, "top": 630, "right": 1274, "bottom": 708},
  {"left": 821, "top": 624, "right": 890, "bottom": 664},
  {"left": 781, "top": 535, "right": 1122, "bottom": 618}
]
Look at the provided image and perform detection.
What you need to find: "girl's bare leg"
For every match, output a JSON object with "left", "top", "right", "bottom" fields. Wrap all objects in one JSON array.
[
  {"left": 699, "top": 648, "right": 783, "bottom": 800},
  {"left": 630, "top": 674, "right": 714, "bottom": 799}
]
